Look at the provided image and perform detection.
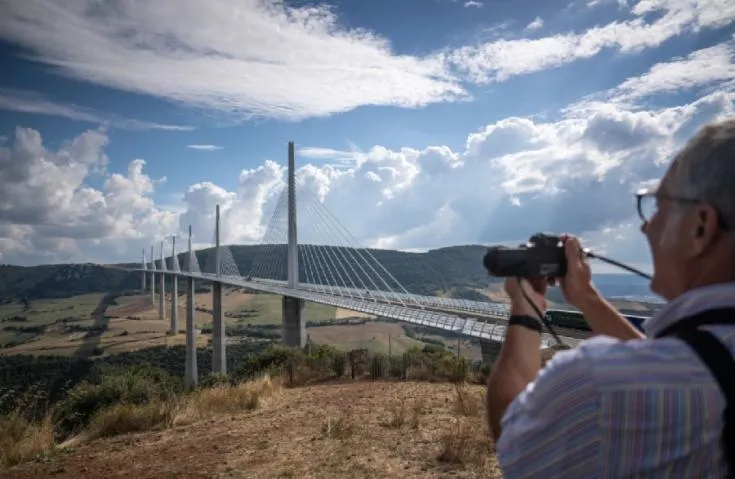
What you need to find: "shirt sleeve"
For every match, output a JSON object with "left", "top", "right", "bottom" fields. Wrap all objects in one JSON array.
[{"left": 495, "top": 343, "right": 604, "bottom": 479}]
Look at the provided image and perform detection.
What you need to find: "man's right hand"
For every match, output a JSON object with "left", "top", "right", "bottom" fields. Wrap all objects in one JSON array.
[{"left": 558, "top": 235, "right": 600, "bottom": 309}]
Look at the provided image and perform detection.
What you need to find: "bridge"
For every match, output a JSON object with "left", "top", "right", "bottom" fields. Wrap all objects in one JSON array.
[{"left": 108, "top": 142, "right": 629, "bottom": 390}]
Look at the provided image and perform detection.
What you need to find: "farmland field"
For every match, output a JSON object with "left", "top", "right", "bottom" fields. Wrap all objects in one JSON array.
[{"left": 2, "top": 289, "right": 456, "bottom": 358}]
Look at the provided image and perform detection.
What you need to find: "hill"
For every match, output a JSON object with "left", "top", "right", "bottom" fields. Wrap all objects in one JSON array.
[
  {"left": 0, "top": 244, "right": 653, "bottom": 302},
  {"left": 3, "top": 380, "right": 498, "bottom": 478},
  {"left": 0, "top": 245, "right": 493, "bottom": 301}
]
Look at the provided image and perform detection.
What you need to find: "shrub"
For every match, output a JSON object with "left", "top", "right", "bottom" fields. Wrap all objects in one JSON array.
[{"left": 54, "top": 365, "right": 181, "bottom": 438}]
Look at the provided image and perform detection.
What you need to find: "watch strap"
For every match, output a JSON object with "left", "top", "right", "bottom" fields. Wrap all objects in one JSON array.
[{"left": 508, "top": 314, "right": 543, "bottom": 333}]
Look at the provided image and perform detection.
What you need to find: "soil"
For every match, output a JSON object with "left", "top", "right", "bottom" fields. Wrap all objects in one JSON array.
[{"left": 4, "top": 381, "right": 501, "bottom": 479}]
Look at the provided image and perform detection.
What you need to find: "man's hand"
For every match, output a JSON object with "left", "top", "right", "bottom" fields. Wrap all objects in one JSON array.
[
  {"left": 489, "top": 276, "right": 548, "bottom": 440},
  {"left": 558, "top": 235, "right": 600, "bottom": 309},
  {"left": 504, "top": 277, "right": 549, "bottom": 318}
]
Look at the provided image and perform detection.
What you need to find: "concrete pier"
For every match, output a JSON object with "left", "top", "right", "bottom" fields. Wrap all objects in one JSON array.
[
  {"left": 282, "top": 141, "right": 305, "bottom": 348},
  {"left": 211, "top": 205, "right": 226, "bottom": 374},
  {"left": 185, "top": 275, "right": 197, "bottom": 389},
  {"left": 170, "top": 237, "right": 178, "bottom": 335},
  {"left": 212, "top": 282, "right": 225, "bottom": 373},
  {"left": 282, "top": 296, "right": 306, "bottom": 348},
  {"left": 170, "top": 276, "right": 178, "bottom": 334},
  {"left": 480, "top": 340, "right": 503, "bottom": 364},
  {"left": 150, "top": 246, "right": 156, "bottom": 306},
  {"left": 141, "top": 249, "right": 147, "bottom": 292},
  {"left": 159, "top": 241, "right": 166, "bottom": 321},
  {"left": 185, "top": 225, "right": 198, "bottom": 390}
]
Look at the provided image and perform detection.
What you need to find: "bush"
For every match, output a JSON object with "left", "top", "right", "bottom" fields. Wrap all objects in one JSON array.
[{"left": 53, "top": 365, "right": 182, "bottom": 438}]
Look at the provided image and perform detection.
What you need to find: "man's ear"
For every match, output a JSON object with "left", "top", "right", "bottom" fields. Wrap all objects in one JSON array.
[{"left": 691, "top": 204, "right": 720, "bottom": 256}]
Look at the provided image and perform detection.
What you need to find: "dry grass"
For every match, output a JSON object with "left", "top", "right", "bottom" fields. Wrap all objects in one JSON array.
[
  {"left": 383, "top": 396, "right": 425, "bottom": 429},
  {"left": 454, "top": 382, "right": 484, "bottom": 417},
  {"left": 321, "top": 410, "right": 359, "bottom": 439},
  {"left": 0, "top": 412, "right": 55, "bottom": 468},
  {"left": 437, "top": 417, "right": 495, "bottom": 469},
  {"left": 4, "top": 381, "right": 503, "bottom": 479},
  {"left": 89, "top": 375, "right": 283, "bottom": 439},
  {"left": 0, "top": 375, "right": 282, "bottom": 473},
  {"left": 87, "top": 401, "right": 178, "bottom": 439},
  {"left": 435, "top": 382, "right": 495, "bottom": 474},
  {"left": 178, "top": 375, "right": 282, "bottom": 423}
]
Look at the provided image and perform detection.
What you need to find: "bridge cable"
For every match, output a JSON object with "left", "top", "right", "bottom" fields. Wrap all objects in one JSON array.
[
  {"left": 300, "top": 186, "right": 378, "bottom": 301},
  {"left": 301, "top": 187, "right": 400, "bottom": 305},
  {"left": 298, "top": 188, "right": 366, "bottom": 299},
  {"left": 301, "top": 187, "right": 423, "bottom": 308}
]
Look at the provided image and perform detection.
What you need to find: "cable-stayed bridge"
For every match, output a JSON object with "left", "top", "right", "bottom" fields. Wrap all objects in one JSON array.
[{"left": 106, "top": 142, "right": 645, "bottom": 389}]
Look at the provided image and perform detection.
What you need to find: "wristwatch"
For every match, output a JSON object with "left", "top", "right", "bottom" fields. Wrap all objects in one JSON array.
[{"left": 508, "top": 314, "right": 543, "bottom": 333}]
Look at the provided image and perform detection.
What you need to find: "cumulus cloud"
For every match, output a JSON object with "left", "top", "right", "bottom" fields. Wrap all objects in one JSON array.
[
  {"left": 1, "top": 29, "right": 734, "bottom": 269},
  {"left": 1, "top": 86, "right": 731, "bottom": 266},
  {"left": 0, "top": 88, "right": 193, "bottom": 131},
  {"left": 0, "top": 127, "right": 178, "bottom": 265}
]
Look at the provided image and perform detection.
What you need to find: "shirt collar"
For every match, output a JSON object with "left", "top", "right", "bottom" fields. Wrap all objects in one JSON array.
[{"left": 642, "top": 281, "right": 735, "bottom": 337}]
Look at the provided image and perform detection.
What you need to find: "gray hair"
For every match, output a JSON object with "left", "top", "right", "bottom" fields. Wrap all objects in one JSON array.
[{"left": 668, "top": 118, "right": 735, "bottom": 232}]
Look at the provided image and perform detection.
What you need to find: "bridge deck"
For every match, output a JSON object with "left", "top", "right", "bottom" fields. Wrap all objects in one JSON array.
[{"left": 133, "top": 268, "right": 588, "bottom": 347}]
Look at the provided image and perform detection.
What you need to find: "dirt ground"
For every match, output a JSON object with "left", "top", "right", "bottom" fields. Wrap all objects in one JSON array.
[{"left": 5, "top": 381, "right": 501, "bottom": 479}]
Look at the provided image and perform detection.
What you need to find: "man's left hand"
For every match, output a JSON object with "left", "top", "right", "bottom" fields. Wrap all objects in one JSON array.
[{"left": 504, "top": 277, "right": 549, "bottom": 318}]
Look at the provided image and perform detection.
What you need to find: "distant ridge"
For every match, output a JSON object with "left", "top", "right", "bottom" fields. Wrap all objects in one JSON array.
[{"left": 0, "top": 245, "right": 657, "bottom": 306}]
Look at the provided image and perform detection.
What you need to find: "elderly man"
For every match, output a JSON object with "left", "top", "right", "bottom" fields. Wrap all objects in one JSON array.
[{"left": 486, "top": 119, "right": 735, "bottom": 478}]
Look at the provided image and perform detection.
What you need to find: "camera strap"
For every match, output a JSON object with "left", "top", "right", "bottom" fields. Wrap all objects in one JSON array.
[{"left": 656, "top": 307, "right": 735, "bottom": 478}]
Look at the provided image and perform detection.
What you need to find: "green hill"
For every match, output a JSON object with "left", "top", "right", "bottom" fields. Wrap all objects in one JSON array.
[{"left": 0, "top": 245, "right": 496, "bottom": 302}]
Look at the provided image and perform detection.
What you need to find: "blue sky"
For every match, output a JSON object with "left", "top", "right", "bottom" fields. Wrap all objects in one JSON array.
[{"left": 0, "top": 0, "right": 733, "bottom": 269}]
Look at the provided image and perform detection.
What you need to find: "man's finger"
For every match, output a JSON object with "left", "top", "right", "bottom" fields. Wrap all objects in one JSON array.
[
  {"left": 530, "top": 277, "right": 548, "bottom": 294},
  {"left": 565, "top": 237, "right": 583, "bottom": 265}
]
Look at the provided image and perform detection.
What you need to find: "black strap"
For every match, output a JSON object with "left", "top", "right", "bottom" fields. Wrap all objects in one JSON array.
[
  {"left": 656, "top": 307, "right": 735, "bottom": 338},
  {"left": 508, "top": 314, "right": 543, "bottom": 333},
  {"left": 657, "top": 308, "right": 735, "bottom": 477}
]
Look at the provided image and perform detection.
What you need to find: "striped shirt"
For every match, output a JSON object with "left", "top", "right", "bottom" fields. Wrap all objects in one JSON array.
[{"left": 496, "top": 282, "right": 735, "bottom": 478}]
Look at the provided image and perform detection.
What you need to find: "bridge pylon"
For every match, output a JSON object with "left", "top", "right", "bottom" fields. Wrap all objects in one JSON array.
[
  {"left": 141, "top": 248, "right": 147, "bottom": 292},
  {"left": 170, "top": 236, "right": 179, "bottom": 335},
  {"left": 480, "top": 339, "right": 502, "bottom": 364},
  {"left": 185, "top": 225, "right": 198, "bottom": 390},
  {"left": 150, "top": 245, "right": 156, "bottom": 306},
  {"left": 212, "top": 204, "right": 226, "bottom": 374},
  {"left": 159, "top": 241, "right": 166, "bottom": 321},
  {"left": 282, "top": 141, "right": 306, "bottom": 348}
]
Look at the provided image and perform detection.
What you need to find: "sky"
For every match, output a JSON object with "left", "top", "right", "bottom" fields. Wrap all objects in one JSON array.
[{"left": 0, "top": 0, "right": 733, "bottom": 274}]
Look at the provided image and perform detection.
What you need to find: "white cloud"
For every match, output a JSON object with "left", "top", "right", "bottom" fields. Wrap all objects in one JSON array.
[
  {"left": 1, "top": 0, "right": 732, "bottom": 124},
  {"left": 1, "top": 33, "right": 734, "bottom": 270},
  {"left": 294, "top": 91, "right": 732, "bottom": 267},
  {"left": 585, "top": 0, "right": 629, "bottom": 8},
  {"left": 525, "top": 17, "right": 544, "bottom": 30},
  {"left": 444, "top": 0, "right": 735, "bottom": 84},
  {"left": 0, "top": 88, "right": 193, "bottom": 131},
  {"left": 607, "top": 39, "right": 735, "bottom": 103},
  {"left": 0, "top": 127, "right": 178, "bottom": 265},
  {"left": 186, "top": 144, "right": 224, "bottom": 151},
  {"left": 464, "top": 1, "right": 483, "bottom": 8},
  {"left": 0, "top": 0, "right": 466, "bottom": 122},
  {"left": 1, "top": 86, "right": 731, "bottom": 266}
]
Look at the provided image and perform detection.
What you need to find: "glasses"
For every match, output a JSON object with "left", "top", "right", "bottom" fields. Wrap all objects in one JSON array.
[
  {"left": 635, "top": 189, "right": 699, "bottom": 223},
  {"left": 635, "top": 188, "right": 730, "bottom": 230}
]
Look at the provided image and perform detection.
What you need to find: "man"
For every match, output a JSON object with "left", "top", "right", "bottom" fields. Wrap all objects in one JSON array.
[{"left": 486, "top": 118, "right": 735, "bottom": 478}]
